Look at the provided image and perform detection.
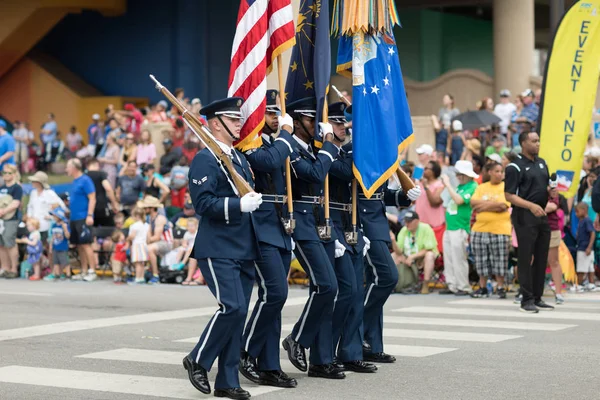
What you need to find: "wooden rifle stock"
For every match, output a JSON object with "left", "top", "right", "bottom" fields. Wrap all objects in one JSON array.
[{"left": 149, "top": 75, "right": 253, "bottom": 197}]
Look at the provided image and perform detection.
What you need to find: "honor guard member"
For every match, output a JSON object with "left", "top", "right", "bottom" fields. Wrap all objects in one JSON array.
[
  {"left": 354, "top": 119, "right": 422, "bottom": 363},
  {"left": 183, "top": 97, "right": 262, "bottom": 400},
  {"left": 281, "top": 97, "right": 344, "bottom": 379},
  {"left": 239, "top": 89, "right": 297, "bottom": 388},
  {"left": 504, "top": 131, "right": 554, "bottom": 313},
  {"left": 327, "top": 102, "right": 377, "bottom": 373}
]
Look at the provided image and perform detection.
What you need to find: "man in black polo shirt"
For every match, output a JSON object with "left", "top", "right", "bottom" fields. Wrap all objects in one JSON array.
[{"left": 504, "top": 131, "right": 554, "bottom": 313}]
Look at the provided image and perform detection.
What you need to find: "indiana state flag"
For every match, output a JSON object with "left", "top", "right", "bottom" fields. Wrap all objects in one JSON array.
[
  {"left": 337, "top": 31, "right": 413, "bottom": 197},
  {"left": 285, "top": 0, "right": 330, "bottom": 139}
]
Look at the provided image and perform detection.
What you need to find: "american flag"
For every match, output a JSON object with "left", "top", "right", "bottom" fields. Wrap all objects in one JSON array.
[{"left": 227, "top": 0, "right": 296, "bottom": 150}]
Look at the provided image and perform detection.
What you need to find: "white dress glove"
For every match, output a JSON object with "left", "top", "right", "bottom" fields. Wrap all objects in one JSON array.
[
  {"left": 407, "top": 187, "right": 422, "bottom": 201},
  {"left": 318, "top": 122, "right": 333, "bottom": 140},
  {"left": 334, "top": 239, "right": 346, "bottom": 258},
  {"left": 278, "top": 113, "right": 294, "bottom": 131},
  {"left": 290, "top": 237, "right": 296, "bottom": 251},
  {"left": 363, "top": 236, "right": 371, "bottom": 256},
  {"left": 240, "top": 192, "right": 263, "bottom": 213}
]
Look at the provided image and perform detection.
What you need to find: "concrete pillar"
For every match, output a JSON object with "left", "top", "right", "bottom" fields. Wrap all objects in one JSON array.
[
  {"left": 493, "top": 0, "right": 535, "bottom": 98},
  {"left": 266, "top": 0, "right": 300, "bottom": 103}
]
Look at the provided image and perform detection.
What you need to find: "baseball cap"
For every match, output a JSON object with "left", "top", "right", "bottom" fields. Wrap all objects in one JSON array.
[
  {"left": 92, "top": 113, "right": 100, "bottom": 120},
  {"left": 158, "top": 100, "right": 168, "bottom": 108},
  {"left": 124, "top": 103, "right": 135, "bottom": 111},
  {"left": 403, "top": 211, "right": 420, "bottom": 222},
  {"left": 191, "top": 98, "right": 201, "bottom": 105},
  {"left": 452, "top": 120, "right": 463, "bottom": 132},
  {"left": 499, "top": 89, "right": 511, "bottom": 98},
  {"left": 415, "top": 144, "right": 433, "bottom": 155},
  {"left": 521, "top": 88, "right": 534, "bottom": 97},
  {"left": 486, "top": 153, "right": 502, "bottom": 164}
]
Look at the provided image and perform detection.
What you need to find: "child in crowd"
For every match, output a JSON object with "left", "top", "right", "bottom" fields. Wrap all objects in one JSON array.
[
  {"left": 127, "top": 208, "right": 150, "bottom": 285},
  {"left": 44, "top": 208, "right": 70, "bottom": 281},
  {"left": 16, "top": 218, "right": 44, "bottom": 281},
  {"left": 111, "top": 230, "right": 128, "bottom": 284},
  {"left": 574, "top": 203, "right": 597, "bottom": 292}
]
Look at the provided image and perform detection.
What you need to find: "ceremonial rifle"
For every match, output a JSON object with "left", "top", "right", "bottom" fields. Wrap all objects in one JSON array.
[{"left": 149, "top": 74, "right": 254, "bottom": 197}]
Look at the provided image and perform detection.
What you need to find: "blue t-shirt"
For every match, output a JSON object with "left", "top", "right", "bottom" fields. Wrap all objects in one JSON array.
[
  {"left": 0, "top": 133, "right": 16, "bottom": 168},
  {"left": 577, "top": 217, "right": 594, "bottom": 251},
  {"left": 0, "top": 183, "right": 22, "bottom": 220},
  {"left": 42, "top": 121, "right": 57, "bottom": 144},
  {"left": 50, "top": 222, "right": 70, "bottom": 252},
  {"left": 69, "top": 174, "right": 95, "bottom": 221}
]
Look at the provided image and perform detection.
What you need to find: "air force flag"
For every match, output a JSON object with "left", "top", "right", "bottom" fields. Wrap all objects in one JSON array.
[{"left": 337, "top": 31, "right": 413, "bottom": 197}]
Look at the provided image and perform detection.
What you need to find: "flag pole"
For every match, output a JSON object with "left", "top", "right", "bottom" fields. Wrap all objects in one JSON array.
[
  {"left": 323, "top": 102, "right": 331, "bottom": 238},
  {"left": 277, "top": 55, "right": 295, "bottom": 233}
]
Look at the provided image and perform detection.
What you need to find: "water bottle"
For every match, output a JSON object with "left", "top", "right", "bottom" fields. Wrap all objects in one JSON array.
[{"left": 486, "top": 279, "right": 493, "bottom": 297}]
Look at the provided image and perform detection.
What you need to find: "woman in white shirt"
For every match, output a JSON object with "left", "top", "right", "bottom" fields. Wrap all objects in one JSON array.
[{"left": 26, "top": 172, "right": 66, "bottom": 242}]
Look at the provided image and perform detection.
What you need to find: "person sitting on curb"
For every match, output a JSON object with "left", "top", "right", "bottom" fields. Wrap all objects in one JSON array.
[{"left": 391, "top": 211, "right": 439, "bottom": 294}]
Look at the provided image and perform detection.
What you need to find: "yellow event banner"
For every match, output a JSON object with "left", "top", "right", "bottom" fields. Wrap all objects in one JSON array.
[{"left": 539, "top": 0, "right": 600, "bottom": 198}]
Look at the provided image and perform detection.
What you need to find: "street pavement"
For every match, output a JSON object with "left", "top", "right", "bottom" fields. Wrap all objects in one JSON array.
[{"left": 1, "top": 279, "right": 600, "bottom": 400}]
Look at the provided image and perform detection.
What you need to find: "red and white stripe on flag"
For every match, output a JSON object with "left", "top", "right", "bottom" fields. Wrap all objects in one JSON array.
[{"left": 227, "top": 0, "right": 295, "bottom": 151}]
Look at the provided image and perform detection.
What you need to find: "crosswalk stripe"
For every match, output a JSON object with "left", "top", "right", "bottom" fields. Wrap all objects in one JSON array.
[
  {"left": 0, "top": 291, "right": 53, "bottom": 297},
  {"left": 383, "top": 316, "right": 575, "bottom": 331},
  {"left": 449, "top": 299, "right": 600, "bottom": 310},
  {"left": 393, "top": 306, "right": 600, "bottom": 321},
  {"left": 77, "top": 348, "right": 301, "bottom": 374},
  {"left": 178, "top": 333, "right": 457, "bottom": 358},
  {"left": 0, "top": 296, "right": 308, "bottom": 343},
  {"left": 281, "top": 325, "right": 519, "bottom": 343},
  {"left": 0, "top": 366, "right": 281, "bottom": 398}
]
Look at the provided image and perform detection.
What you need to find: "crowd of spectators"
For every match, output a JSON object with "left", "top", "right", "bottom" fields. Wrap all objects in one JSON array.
[
  {"left": 389, "top": 88, "right": 600, "bottom": 304},
  {"left": 0, "top": 93, "right": 206, "bottom": 285}
]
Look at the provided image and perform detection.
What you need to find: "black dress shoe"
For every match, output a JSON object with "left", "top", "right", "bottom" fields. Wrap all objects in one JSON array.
[
  {"left": 343, "top": 360, "right": 377, "bottom": 373},
  {"left": 182, "top": 355, "right": 211, "bottom": 394},
  {"left": 214, "top": 387, "right": 251, "bottom": 399},
  {"left": 363, "top": 351, "right": 397, "bottom": 363},
  {"left": 282, "top": 335, "right": 307, "bottom": 372},
  {"left": 259, "top": 370, "right": 298, "bottom": 388},
  {"left": 534, "top": 300, "right": 555, "bottom": 311},
  {"left": 308, "top": 363, "right": 346, "bottom": 379},
  {"left": 439, "top": 288, "right": 454, "bottom": 295},
  {"left": 454, "top": 290, "right": 470, "bottom": 296},
  {"left": 239, "top": 351, "right": 261, "bottom": 384}
]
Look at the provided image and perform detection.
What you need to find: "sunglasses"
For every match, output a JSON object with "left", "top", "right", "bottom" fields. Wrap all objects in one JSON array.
[
  {"left": 1, "top": 171, "right": 13, "bottom": 175},
  {"left": 126, "top": 137, "right": 134, "bottom": 140}
]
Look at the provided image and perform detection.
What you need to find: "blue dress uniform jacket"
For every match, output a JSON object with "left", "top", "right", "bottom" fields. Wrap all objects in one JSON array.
[
  {"left": 188, "top": 148, "right": 259, "bottom": 260},
  {"left": 244, "top": 130, "right": 294, "bottom": 251},
  {"left": 329, "top": 143, "right": 364, "bottom": 254},
  {"left": 241, "top": 129, "right": 294, "bottom": 371},
  {"left": 290, "top": 139, "right": 340, "bottom": 241},
  {"left": 359, "top": 181, "right": 412, "bottom": 242}
]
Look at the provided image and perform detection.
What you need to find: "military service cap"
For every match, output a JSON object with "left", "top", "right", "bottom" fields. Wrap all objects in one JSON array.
[{"left": 200, "top": 97, "right": 244, "bottom": 120}]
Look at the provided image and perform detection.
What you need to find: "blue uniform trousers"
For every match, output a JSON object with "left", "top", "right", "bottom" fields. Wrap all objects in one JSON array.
[
  {"left": 189, "top": 258, "right": 255, "bottom": 389},
  {"left": 363, "top": 241, "right": 398, "bottom": 353},
  {"left": 291, "top": 240, "right": 337, "bottom": 365},
  {"left": 335, "top": 250, "right": 364, "bottom": 362},
  {"left": 242, "top": 243, "right": 291, "bottom": 371}
]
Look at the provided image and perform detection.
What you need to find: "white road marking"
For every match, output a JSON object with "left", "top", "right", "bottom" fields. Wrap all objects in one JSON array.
[
  {"left": 78, "top": 348, "right": 302, "bottom": 375},
  {"left": 280, "top": 325, "right": 517, "bottom": 343},
  {"left": 0, "top": 296, "right": 308, "bottom": 342},
  {"left": 394, "top": 306, "right": 600, "bottom": 321},
  {"left": 449, "top": 298, "right": 600, "bottom": 310},
  {"left": 383, "top": 316, "right": 575, "bottom": 331},
  {"left": 0, "top": 291, "right": 53, "bottom": 297},
  {"left": 0, "top": 366, "right": 280, "bottom": 398}
]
